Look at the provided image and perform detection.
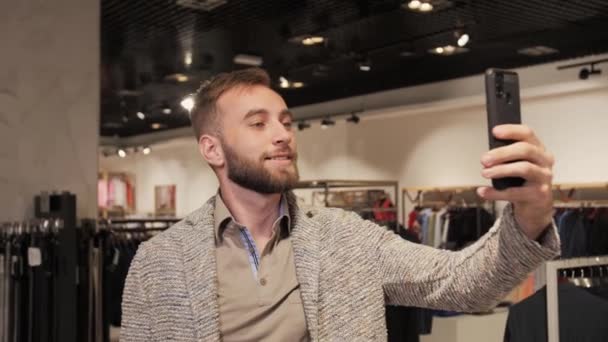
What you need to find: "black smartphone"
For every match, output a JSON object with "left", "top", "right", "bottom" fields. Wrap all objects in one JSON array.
[{"left": 484, "top": 68, "right": 526, "bottom": 190}]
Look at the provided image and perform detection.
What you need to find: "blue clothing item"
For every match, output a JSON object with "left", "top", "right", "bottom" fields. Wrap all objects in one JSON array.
[{"left": 419, "top": 210, "right": 432, "bottom": 245}]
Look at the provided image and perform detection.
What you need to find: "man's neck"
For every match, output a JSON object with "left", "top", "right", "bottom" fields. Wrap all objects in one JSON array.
[{"left": 219, "top": 183, "right": 282, "bottom": 239}]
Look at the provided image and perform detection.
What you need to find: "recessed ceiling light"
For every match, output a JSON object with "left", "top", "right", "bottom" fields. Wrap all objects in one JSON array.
[
  {"left": 429, "top": 45, "right": 468, "bottom": 55},
  {"left": 419, "top": 2, "right": 433, "bottom": 11},
  {"left": 408, "top": 0, "right": 421, "bottom": 9},
  {"left": 164, "top": 73, "right": 190, "bottom": 82},
  {"left": 142, "top": 146, "right": 151, "bottom": 155},
  {"left": 517, "top": 46, "right": 559, "bottom": 57},
  {"left": 292, "top": 82, "right": 304, "bottom": 88},
  {"left": 233, "top": 54, "right": 263, "bottom": 66},
  {"left": 302, "top": 36, "right": 325, "bottom": 46},
  {"left": 136, "top": 111, "right": 146, "bottom": 120},
  {"left": 118, "top": 149, "right": 127, "bottom": 158},
  {"left": 404, "top": 0, "right": 452, "bottom": 13},
  {"left": 289, "top": 34, "right": 326, "bottom": 46},
  {"left": 151, "top": 123, "right": 164, "bottom": 130}
]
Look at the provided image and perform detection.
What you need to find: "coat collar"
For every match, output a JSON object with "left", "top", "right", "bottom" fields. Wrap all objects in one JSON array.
[{"left": 178, "top": 192, "right": 321, "bottom": 341}]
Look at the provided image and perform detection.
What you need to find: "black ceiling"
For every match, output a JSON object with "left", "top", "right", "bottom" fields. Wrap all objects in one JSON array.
[{"left": 101, "top": 0, "right": 608, "bottom": 137}]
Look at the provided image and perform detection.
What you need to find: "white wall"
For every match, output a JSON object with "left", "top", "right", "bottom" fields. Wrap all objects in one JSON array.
[
  {"left": 99, "top": 82, "right": 608, "bottom": 218},
  {"left": 0, "top": 0, "right": 99, "bottom": 220}
]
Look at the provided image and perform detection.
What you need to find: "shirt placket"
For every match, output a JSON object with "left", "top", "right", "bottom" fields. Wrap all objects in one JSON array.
[{"left": 237, "top": 227, "right": 262, "bottom": 281}]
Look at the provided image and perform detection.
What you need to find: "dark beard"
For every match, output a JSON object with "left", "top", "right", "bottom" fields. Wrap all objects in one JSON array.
[{"left": 222, "top": 142, "right": 299, "bottom": 194}]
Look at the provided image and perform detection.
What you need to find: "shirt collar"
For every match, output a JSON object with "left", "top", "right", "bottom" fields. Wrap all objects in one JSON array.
[{"left": 213, "top": 192, "right": 291, "bottom": 243}]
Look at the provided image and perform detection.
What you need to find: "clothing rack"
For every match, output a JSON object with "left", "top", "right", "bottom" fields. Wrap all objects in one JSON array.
[
  {"left": 0, "top": 219, "right": 65, "bottom": 342},
  {"left": 545, "top": 255, "right": 608, "bottom": 342},
  {"left": 91, "top": 219, "right": 173, "bottom": 342},
  {"left": 294, "top": 179, "right": 400, "bottom": 230},
  {"left": 402, "top": 185, "right": 492, "bottom": 223}
]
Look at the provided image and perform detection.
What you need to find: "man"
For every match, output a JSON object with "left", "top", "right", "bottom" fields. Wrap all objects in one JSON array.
[{"left": 121, "top": 68, "right": 559, "bottom": 341}]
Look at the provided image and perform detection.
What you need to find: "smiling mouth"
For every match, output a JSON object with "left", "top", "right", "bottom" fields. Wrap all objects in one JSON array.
[{"left": 265, "top": 156, "right": 292, "bottom": 161}]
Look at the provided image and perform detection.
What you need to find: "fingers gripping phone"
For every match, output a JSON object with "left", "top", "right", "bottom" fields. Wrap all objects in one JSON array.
[{"left": 484, "top": 68, "right": 526, "bottom": 190}]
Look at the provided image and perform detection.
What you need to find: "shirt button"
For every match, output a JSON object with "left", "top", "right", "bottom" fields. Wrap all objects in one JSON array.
[{"left": 260, "top": 278, "right": 267, "bottom": 286}]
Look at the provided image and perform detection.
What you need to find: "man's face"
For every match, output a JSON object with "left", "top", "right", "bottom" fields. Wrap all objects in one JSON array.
[{"left": 215, "top": 85, "right": 299, "bottom": 194}]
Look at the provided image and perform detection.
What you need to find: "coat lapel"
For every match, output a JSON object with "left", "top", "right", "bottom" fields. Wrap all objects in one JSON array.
[
  {"left": 288, "top": 193, "right": 321, "bottom": 341},
  {"left": 179, "top": 197, "right": 222, "bottom": 342}
]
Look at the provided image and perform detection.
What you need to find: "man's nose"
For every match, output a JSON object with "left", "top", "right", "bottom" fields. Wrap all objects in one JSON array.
[{"left": 272, "top": 122, "right": 292, "bottom": 145}]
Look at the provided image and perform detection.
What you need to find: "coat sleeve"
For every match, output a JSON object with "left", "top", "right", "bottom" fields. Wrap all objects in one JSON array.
[
  {"left": 120, "top": 245, "right": 153, "bottom": 341},
  {"left": 351, "top": 203, "right": 560, "bottom": 312}
]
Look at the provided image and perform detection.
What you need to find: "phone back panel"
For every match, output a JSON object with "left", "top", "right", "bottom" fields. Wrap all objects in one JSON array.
[{"left": 485, "top": 69, "right": 525, "bottom": 190}]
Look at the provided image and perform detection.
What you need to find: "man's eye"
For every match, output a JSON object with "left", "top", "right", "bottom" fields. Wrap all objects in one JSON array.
[
  {"left": 283, "top": 121, "right": 293, "bottom": 128},
  {"left": 252, "top": 122, "right": 265, "bottom": 128}
]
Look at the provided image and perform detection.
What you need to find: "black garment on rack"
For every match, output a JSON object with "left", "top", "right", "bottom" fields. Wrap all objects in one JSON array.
[
  {"left": 504, "top": 283, "right": 608, "bottom": 342},
  {"left": 103, "top": 236, "right": 140, "bottom": 329},
  {"left": 445, "top": 208, "right": 493, "bottom": 251},
  {"left": 557, "top": 208, "right": 608, "bottom": 258}
]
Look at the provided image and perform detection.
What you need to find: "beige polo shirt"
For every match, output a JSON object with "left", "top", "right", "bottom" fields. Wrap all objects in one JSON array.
[{"left": 214, "top": 194, "right": 309, "bottom": 342}]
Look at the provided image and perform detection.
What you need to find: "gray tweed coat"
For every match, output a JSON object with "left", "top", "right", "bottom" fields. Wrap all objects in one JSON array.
[{"left": 120, "top": 194, "right": 559, "bottom": 341}]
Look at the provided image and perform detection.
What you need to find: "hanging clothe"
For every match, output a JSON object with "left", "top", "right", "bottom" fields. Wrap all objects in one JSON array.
[
  {"left": 555, "top": 207, "right": 608, "bottom": 258},
  {"left": 504, "top": 282, "right": 608, "bottom": 341}
]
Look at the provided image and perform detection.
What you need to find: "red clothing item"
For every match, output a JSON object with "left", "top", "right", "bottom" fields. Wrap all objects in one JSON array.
[{"left": 408, "top": 210, "right": 418, "bottom": 229}]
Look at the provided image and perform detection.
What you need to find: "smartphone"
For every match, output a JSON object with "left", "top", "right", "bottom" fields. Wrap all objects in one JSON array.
[{"left": 484, "top": 68, "right": 526, "bottom": 190}]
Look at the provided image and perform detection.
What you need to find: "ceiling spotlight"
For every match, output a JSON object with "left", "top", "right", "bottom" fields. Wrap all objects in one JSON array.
[
  {"left": 297, "top": 121, "right": 311, "bottom": 131},
  {"left": 279, "top": 76, "right": 290, "bottom": 89},
  {"left": 346, "top": 113, "right": 360, "bottom": 124},
  {"left": 302, "top": 36, "right": 325, "bottom": 46},
  {"left": 233, "top": 54, "right": 263, "bottom": 66},
  {"left": 151, "top": 123, "right": 163, "bottom": 130},
  {"left": 180, "top": 96, "right": 194, "bottom": 112},
  {"left": 557, "top": 58, "right": 608, "bottom": 80},
  {"left": 579, "top": 66, "right": 601, "bottom": 80},
  {"left": 117, "top": 149, "right": 127, "bottom": 158},
  {"left": 292, "top": 82, "right": 304, "bottom": 88},
  {"left": 161, "top": 102, "right": 172, "bottom": 114},
  {"left": 320, "top": 117, "right": 335, "bottom": 129},
  {"left": 419, "top": 2, "right": 433, "bottom": 12},
  {"left": 136, "top": 111, "right": 146, "bottom": 120},
  {"left": 357, "top": 57, "right": 372, "bottom": 72},
  {"left": 408, "top": 0, "right": 421, "bottom": 9},
  {"left": 435, "top": 47, "right": 444, "bottom": 54},
  {"left": 444, "top": 45, "right": 455, "bottom": 53},
  {"left": 142, "top": 146, "right": 151, "bottom": 155},
  {"left": 457, "top": 33, "right": 469, "bottom": 47}
]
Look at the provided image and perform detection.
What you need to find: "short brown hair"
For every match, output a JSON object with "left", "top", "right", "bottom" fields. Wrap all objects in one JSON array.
[{"left": 190, "top": 68, "right": 271, "bottom": 140}]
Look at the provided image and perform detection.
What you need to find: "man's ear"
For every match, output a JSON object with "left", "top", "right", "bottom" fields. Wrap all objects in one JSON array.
[{"left": 198, "top": 134, "right": 224, "bottom": 168}]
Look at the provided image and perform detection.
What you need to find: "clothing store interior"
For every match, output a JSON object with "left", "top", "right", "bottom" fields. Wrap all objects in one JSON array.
[{"left": 2, "top": 0, "right": 608, "bottom": 341}]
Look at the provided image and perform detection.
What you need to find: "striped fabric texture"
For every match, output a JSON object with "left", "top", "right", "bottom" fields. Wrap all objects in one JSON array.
[{"left": 120, "top": 192, "right": 560, "bottom": 342}]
